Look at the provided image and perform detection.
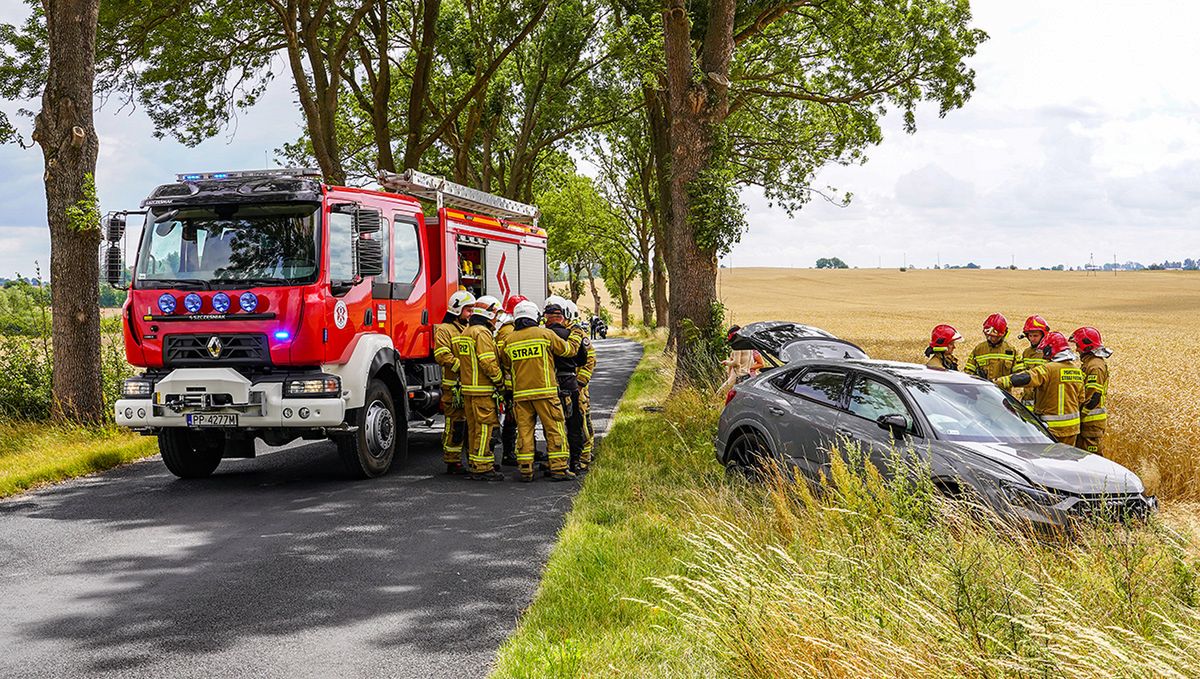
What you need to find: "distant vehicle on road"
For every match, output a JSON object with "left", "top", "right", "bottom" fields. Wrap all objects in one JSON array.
[{"left": 716, "top": 355, "right": 1155, "bottom": 528}]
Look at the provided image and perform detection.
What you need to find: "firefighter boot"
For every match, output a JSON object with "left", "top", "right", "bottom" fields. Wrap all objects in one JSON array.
[{"left": 464, "top": 395, "right": 501, "bottom": 477}]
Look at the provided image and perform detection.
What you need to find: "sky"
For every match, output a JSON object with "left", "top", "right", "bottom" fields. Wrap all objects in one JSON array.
[{"left": 1, "top": 1, "right": 1199, "bottom": 276}]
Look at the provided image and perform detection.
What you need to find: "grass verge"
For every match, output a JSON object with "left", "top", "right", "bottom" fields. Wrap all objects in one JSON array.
[
  {"left": 0, "top": 420, "right": 157, "bottom": 498},
  {"left": 491, "top": 339, "right": 1200, "bottom": 678}
]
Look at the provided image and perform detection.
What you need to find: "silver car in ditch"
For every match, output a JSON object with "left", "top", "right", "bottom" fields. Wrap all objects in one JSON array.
[{"left": 717, "top": 324, "right": 1155, "bottom": 527}]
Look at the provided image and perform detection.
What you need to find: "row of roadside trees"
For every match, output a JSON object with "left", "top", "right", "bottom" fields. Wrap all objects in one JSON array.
[{"left": 0, "top": 0, "right": 986, "bottom": 418}]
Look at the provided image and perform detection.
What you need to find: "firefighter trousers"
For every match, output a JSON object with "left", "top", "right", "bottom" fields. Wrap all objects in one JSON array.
[
  {"left": 1076, "top": 427, "right": 1105, "bottom": 456},
  {"left": 515, "top": 398, "right": 569, "bottom": 477},
  {"left": 441, "top": 386, "right": 466, "bottom": 465},
  {"left": 1052, "top": 432, "right": 1078, "bottom": 447},
  {"left": 463, "top": 395, "right": 500, "bottom": 474},
  {"left": 559, "top": 389, "right": 585, "bottom": 470},
  {"left": 579, "top": 385, "right": 595, "bottom": 469}
]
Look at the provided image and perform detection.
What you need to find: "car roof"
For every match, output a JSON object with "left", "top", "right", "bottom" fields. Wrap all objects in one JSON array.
[{"left": 788, "top": 358, "right": 988, "bottom": 385}]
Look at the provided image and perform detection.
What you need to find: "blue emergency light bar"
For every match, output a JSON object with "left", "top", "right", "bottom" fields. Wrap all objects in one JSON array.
[{"left": 175, "top": 168, "right": 322, "bottom": 182}]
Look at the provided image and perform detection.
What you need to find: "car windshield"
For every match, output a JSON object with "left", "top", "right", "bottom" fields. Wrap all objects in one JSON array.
[
  {"left": 135, "top": 203, "right": 320, "bottom": 288},
  {"left": 904, "top": 380, "right": 1051, "bottom": 443}
]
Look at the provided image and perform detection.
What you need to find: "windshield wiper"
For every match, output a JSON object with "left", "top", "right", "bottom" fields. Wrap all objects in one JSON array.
[
  {"left": 212, "top": 276, "right": 290, "bottom": 288},
  {"left": 141, "top": 278, "right": 209, "bottom": 290}
]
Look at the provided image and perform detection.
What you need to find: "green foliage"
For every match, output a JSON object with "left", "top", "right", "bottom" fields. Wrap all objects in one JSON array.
[
  {"left": 65, "top": 172, "right": 100, "bottom": 233},
  {"left": 0, "top": 420, "right": 156, "bottom": 498},
  {"left": 0, "top": 279, "right": 50, "bottom": 336},
  {"left": 686, "top": 128, "right": 747, "bottom": 256},
  {"left": 0, "top": 335, "right": 51, "bottom": 419},
  {"left": 676, "top": 300, "right": 727, "bottom": 389},
  {"left": 816, "top": 257, "right": 849, "bottom": 269}
]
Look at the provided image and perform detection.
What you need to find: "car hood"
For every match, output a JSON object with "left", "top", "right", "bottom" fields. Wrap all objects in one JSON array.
[{"left": 940, "top": 440, "right": 1145, "bottom": 495}]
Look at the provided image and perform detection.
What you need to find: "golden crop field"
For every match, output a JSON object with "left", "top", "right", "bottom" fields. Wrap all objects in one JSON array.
[{"left": 598, "top": 268, "right": 1200, "bottom": 502}]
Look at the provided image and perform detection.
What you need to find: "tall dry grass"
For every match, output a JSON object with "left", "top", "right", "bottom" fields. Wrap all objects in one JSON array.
[{"left": 648, "top": 450, "right": 1200, "bottom": 678}]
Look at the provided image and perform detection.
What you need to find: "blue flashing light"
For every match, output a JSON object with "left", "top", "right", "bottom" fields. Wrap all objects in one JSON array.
[
  {"left": 157, "top": 293, "right": 177, "bottom": 314},
  {"left": 183, "top": 292, "right": 203, "bottom": 314},
  {"left": 239, "top": 291, "right": 259, "bottom": 313},
  {"left": 211, "top": 292, "right": 231, "bottom": 314},
  {"left": 211, "top": 173, "right": 228, "bottom": 179},
  {"left": 273, "top": 330, "right": 291, "bottom": 341},
  {"left": 182, "top": 174, "right": 201, "bottom": 181}
]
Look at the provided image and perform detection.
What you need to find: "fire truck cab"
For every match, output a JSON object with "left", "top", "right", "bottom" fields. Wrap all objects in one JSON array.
[{"left": 109, "top": 168, "right": 548, "bottom": 479}]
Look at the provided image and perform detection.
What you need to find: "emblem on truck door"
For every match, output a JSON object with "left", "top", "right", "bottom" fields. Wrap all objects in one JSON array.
[
  {"left": 207, "top": 336, "right": 223, "bottom": 359},
  {"left": 334, "top": 300, "right": 349, "bottom": 329}
]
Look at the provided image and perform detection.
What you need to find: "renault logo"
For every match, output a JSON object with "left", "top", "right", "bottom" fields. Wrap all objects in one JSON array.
[{"left": 206, "top": 336, "right": 223, "bottom": 359}]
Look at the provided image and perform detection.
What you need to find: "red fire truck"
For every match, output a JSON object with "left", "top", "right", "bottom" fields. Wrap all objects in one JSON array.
[{"left": 106, "top": 168, "right": 548, "bottom": 479}]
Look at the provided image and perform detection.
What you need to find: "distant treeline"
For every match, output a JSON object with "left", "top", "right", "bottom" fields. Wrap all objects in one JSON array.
[{"left": 0, "top": 279, "right": 126, "bottom": 336}]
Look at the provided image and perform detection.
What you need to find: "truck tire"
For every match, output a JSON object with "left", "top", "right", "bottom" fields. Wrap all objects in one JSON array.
[
  {"left": 158, "top": 429, "right": 223, "bottom": 479},
  {"left": 338, "top": 379, "right": 398, "bottom": 478}
]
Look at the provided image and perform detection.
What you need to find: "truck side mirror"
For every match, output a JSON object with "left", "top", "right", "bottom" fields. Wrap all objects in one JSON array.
[
  {"left": 105, "top": 213, "right": 126, "bottom": 241},
  {"left": 353, "top": 207, "right": 383, "bottom": 278},
  {"left": 103, "top": 244, "right": 124, "bottom": 287}
]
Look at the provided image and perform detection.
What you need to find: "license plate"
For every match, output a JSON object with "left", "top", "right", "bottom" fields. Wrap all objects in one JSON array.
[{"left": 187, "top": 413, "right": 238, "bottom": 427}]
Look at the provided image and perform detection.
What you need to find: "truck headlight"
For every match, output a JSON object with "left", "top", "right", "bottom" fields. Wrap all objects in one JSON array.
[
  {"left": 284, "top": 376, "right": 341, "bottom": 398},
  {"left": 121, "top": 378, "right": 153, "bottom": 399}
]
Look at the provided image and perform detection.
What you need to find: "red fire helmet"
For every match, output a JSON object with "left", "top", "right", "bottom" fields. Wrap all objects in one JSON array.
[
  {"left": 930, "top": 324, "right": 963, "bottom": 349},
  {"left": 503, "top": 294, "right": 529, "bottom": 316},
  {"left": 1038, "top": 331, "right": 1070, "bottom": 358},
  {"left": 1021, "top": 315, "right": 1050, "bottom": 337},
  {"left": 983, "top": 313, "right": 1008, "bottom": 338},
  {"left": 1069, "top": 327, "right": 1103, "bottom": 352}
]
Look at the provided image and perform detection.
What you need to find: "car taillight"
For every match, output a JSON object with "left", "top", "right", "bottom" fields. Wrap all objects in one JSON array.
[{"left": 725, "top": 389, "right": 737, "bottom": 406}]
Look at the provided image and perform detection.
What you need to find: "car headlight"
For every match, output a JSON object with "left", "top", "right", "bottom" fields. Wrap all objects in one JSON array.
[
  {"left": 1001, "top": 481, "right": 1061, "bottom": 508},
  {"left": 284, "top": 376, "right": 341, "bottom": 398},
  {"left": 121, "top": 378, "right": 153, "bottom": 399}
]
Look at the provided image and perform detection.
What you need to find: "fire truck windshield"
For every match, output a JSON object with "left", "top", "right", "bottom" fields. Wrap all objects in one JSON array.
[{"left": 135, "top": 203, "right": 320, "bottom": 289}]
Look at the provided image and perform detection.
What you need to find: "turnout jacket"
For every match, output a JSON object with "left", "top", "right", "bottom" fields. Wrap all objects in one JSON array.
[
  {"left": 432, "top": 315, "right": 466, "bottom": 387},
  {"left": 1080, "top": 353, "right": 1110, "bottom": 431},
  {"left": 495, "top": 321, "right": 516, "bottom": 391},
  {"left": 964, "top": 339, "right": 1022, "bottom": 380},
  {"left": 924, "top": 349, "right": 958, "bottom": 371},
  {"left": 547, "top": 323, "right": 588, "bottom": 391},
  {"left": 500, "top": 322, "right": 582, "bottom": 401},
  {"left": 454, "top": 318, "right": 503, "bottom": 395},
  {"left": 999, "top": 359, "right": 1084, "bottom": 437}
]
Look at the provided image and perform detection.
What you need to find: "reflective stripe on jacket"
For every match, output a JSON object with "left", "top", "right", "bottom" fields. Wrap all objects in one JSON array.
[
  {"left": 454, "top": 323, "right": 503, "bottom": 395},
  {"left": 500, "top": 326, "right": 579, "bottom": 401},
  {"left": 433, "top": 320, "right": 465, "bottom": 386},
  {"left": 1080, "top": 353, "right": 1110, "bottom": 428},
  {"left": 1022, "top": 360, "right": 1084, "bottom": 435},
  {"left": 964, "top": 339, "right": 1023, "bottom": 380}
]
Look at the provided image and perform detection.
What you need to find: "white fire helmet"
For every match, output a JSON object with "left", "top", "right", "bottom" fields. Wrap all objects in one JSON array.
[
  {"left": 513, "top": 300, "right": 540, "bottom": 322},
  {"left": 544, "top": 294, "right": 569, "bottom": 316},
  {"left": 473, "top": 295, "right": 501, "bottom": 320},
  {"left": 564, "top": 300, "right": 579, "bottom": 321},
  {"left": 448, "top": 290, "right": 476, "bottom": 315}
]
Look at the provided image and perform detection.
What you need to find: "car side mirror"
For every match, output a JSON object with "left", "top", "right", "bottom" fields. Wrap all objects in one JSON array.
[{"left": 877, "top": 413, "right": 909, "bottom": 438}]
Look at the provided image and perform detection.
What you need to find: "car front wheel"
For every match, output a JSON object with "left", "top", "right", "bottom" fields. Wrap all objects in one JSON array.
[{"left": 726, "top": 429, "right": 779, "bottom": 479}]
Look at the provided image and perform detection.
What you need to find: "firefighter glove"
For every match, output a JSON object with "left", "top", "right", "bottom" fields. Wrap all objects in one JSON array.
[{"left": 994, "top": 376, "right": 1012, "bottom": 389}]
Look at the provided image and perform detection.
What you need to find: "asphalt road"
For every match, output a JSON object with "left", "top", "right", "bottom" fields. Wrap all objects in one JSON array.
[{"left": 0, "top": 337, "right": 642, "bottom": 679}]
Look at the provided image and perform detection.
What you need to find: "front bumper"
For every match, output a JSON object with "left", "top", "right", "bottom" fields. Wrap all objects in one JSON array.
[{"left": 115, "top": 367, "right": 345, "bottom": 429}]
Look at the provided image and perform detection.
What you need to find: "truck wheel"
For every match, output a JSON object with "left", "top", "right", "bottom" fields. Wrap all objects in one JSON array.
[
  {"left": 158, "top": 429, "right": 223, "bottom": 479},
  {"left": 338, "top": 379, "right": 398, "bottom": 478}
]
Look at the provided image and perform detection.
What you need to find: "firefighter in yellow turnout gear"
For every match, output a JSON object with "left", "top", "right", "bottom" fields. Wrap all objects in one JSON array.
[
  {"left": 994, "top": 331, "right": 1084, "bottom": 446},
  {"left": 575, "top": 317, "right": 598, "bottom": 471},
  {"left": 500, "top": 301, "right": 583, "bottom": 481},
  {"left": 434, "top": 290, "right": 475, "bottom": 474},
  {"left": 454, "top": 296, "right": 505, "bottom": 481},
  {"left": 964, "top": 313, "right": 1023, "bottom": 380},
  {"left": 1017, "top": 315, "right": 1051, "bottom": 409},
  {"left": 1070, "top": 327, "right": 1112, "bottom": 456}
]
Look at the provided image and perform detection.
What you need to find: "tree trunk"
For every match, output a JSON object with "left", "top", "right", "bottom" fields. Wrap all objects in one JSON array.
[
  {"left": 619, "top": 287, "right": 630, "bottom": 328},
  {"left": 402, "top": 0, "right": 441, "bottom": 170},
  {"left": 587, "top": 268, "right": 602, "bottom": 318},
  {"left": 645, "top": 85, "right": 671, "bottom": 330},
  {"left": 662, "top": 0, "right": 734, "bottom": 388},
  {"left": 33, "top": 0, "right": 104, "bottom": 422},
  {"left": 568, "top": 264, "right": 583, "bottom": 303},
  {"left": 652, "top": 241, "right": 668, "bottom": 329}
]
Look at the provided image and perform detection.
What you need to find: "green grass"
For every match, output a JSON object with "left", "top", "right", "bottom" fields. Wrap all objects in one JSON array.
[
  {"left": 492, "top": 339, "right": 1200, "bottom": 678},
  {"left": 0, "top": 420, "right": 157, "bottom": 498}
]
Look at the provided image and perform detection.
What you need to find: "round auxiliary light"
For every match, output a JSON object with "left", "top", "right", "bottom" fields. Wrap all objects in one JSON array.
[
  {"left": 183, "top": 292, "right": 203, "bottom": 314},
  {"left": 212, "top": 292, "right": 231, "bottom": 314},
  {"left": 157, "top": 293, "right": 177, "bottom": 314},
  {"left": 239, "top": 291, "right": 259, "bottom": 313}
]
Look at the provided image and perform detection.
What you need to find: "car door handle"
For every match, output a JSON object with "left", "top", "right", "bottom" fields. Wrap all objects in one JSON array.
[{"left": 767, "top": 406, "right": 785, "bottom": 416}]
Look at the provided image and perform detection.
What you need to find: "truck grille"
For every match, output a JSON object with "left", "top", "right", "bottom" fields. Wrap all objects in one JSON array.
[{"left": 164, "top": 334, "right": 270, "bottom": 367}]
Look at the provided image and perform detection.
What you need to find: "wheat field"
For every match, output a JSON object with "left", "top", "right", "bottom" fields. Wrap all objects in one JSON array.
[{"left": 595, "top": 268, "right": 1200, "bottom": 502}]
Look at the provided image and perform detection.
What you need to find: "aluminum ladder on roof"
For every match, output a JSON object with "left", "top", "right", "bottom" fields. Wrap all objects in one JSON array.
[{"left": 377, "top": 169, "right": 540, "bottom": 225}]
